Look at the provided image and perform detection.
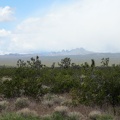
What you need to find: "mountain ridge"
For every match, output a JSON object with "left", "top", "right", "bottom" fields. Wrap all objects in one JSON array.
[
  {"left": 48, "top": 48, "right": 94, "bottom": 56},
  {"left": 1, "top": 48, "right": 120, "bottom": 56},
  {"left": 1, "top": 48, "right": 93, "bottom": 56}
]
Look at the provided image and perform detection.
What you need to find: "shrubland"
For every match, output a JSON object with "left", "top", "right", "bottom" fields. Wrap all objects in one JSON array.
[{"left": 0, "top": 56, "right": 120, "bottom": 119}]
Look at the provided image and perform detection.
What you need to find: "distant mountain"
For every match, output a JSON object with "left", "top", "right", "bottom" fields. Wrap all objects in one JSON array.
[
  {"left": 47, "top": 48, "right": 94, "bottom": 56},
  {"left": 0, "top": 48, "right": 94, "bottom": 56}
]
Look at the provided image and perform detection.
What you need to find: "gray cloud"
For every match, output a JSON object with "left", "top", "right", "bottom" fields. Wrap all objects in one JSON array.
[
  {"left": 0, "top": 29, "right": 12, "bottom": 54},
  {"left": 2, "top": 0, "right": 120, "bottom": 53}
]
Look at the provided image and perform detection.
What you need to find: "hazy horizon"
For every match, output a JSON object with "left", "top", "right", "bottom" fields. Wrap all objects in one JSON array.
[
  {"left": 0, "top": 0, "right": 120, "bottom": 54},
  {"left": 1, "top": 47, "right": 120, "bottom": 55}
]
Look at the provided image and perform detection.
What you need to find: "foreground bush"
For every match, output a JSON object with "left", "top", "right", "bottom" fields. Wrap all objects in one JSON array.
[
  {"left": 88, "top": 110, "right": 114, "bottom": 120},
  {"left": 88, "top": 111, "right": 102, "bottom": 120}
]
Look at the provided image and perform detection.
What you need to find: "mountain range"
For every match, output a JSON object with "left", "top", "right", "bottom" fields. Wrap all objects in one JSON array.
[
  {"left": 3, "top": 48, "right": 94, "bottom": 56},
  {"left": 46, "top": 48, "right": 94, "bottom": 56}
]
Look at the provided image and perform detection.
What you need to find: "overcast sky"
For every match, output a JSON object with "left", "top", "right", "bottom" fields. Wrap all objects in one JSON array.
[{"left": 0, "top": 0, "right": 120, "bottom": 54}]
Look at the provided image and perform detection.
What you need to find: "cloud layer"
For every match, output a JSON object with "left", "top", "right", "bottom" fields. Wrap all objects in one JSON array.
[
  {"left": 1, "top": 0, "right": 120, "bottom": 53},
  {"left": 0, "top": 6, "right": 14, "bottom": 22}
]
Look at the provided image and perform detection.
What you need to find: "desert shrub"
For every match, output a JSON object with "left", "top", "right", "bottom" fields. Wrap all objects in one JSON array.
[
  {"left": 15, "top": 97, "right": 30, "bottom": 109},
  {"left": 42, "top": 100, "right": 54, "bottom": 108},
  {"left": 17, "top": 108, "right": 38, "bottom": 117},
  {"left": 51, "top": 73, "right": 79, "bottom": 93},
  {"left": 61, "top": 99, "right": 73, "bottom": 106},
  {"left": 43, "top": 93, "right": 57, "bottom": 101},
  {"left": 1, "top": 78, "right": 21, "bottom": 97},
  {"left": 43, "top": 94, "right": 65, "bottom": 104},
  {"left": 52, "top": 96, "right": 65, "bottom": 104},
  {"left": 54, "top": 106, "right": 69, "bottom": 116},
  {"left": 89, "top": 111, "right": 114, "bottom": 120},
  {"left": 0, "top": 100, "right": 9, "bottom": 111},
  {"left": 67, "top": 112, "right": 85, "bottom": 120},
  {"left": 70, "top": 66, "right": 120, "bottom": 111},
  {"left": 42, "top": 94, "right": 65, "bottom": 107},
  {"left": 0, "top": 67, "right": 16, "bottom": 78},
  {"left": 23, "top": 78, "right": 42, "bottom": 97},
  {"left": 0, "top": 76, "right": 45, "bottom": 98},
  {"left": 88, "top": 111, "right": 102, "bottom": 120},
  {"left": 58, "top": 57, "right": 71, "bottom": 69}
]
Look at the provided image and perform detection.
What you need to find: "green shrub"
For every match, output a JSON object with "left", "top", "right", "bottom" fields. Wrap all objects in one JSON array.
[{"left": 51, "top": 74, "right": 78, "bottom": 93}]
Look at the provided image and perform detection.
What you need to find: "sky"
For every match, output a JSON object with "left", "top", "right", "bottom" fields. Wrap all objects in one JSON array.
[{"left": 0, "top": 0, "right": 120, "bottom": 54}]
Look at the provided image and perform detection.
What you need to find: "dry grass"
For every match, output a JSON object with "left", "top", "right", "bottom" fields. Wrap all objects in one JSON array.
[
  {"left": 15, "top": 97, "right": 30, "bottom": 109},
  {"left": 41, "top": 93, "right": 66, "bottom": 108},
  {"left": 41, "top": 85, "right": 50, "bottom": 89},
  {"left": 0, "top": 93, "right": 118, "bottom": 120},
  {"left": 68, "top": 111, "right": 86, "bottom": 120},
  {"left": 61, "top": 98, "right": 72, "bottom": 106},
  {"left": 43, "top": 93, "right": 57, "bottom": 101},
  {"left": 17, "top": 108, "right": 38, "bottom": 117},
  {"left": 42, "top": 100, "right": 54, "bottom": 107},
  {"left": 54, "top": 106, "right": 69, "bottom": 116},
  {"left": 88, "top": 110, "right": 102, "bottom": 120},
  {"left": 0, "top": 100, "right": 9, "bottom": 111}
]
